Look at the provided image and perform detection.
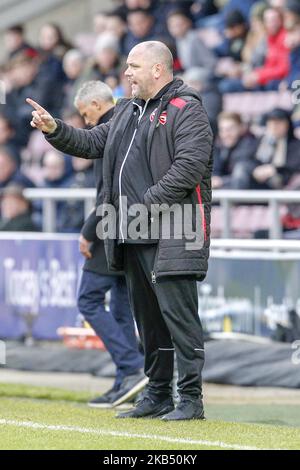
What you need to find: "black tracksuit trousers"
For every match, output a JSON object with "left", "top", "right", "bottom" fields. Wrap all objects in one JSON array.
[{"left": 124, "top": 243, "right": 205, "bottom": 401}]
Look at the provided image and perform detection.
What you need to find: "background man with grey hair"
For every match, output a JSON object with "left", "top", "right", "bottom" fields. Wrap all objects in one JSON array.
[
  {"left": 27, "top": 40, "right": 213, "bottom": 421},
  {"left": 73, "top": 80, "right": 145, "bottom": 409}
]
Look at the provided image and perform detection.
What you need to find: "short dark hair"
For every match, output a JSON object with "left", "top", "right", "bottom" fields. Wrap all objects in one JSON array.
[
  {"left": 6, "top": 24, "right": 24, "bottom": 35},
  {"left": 167, "top": 8, "right": 193, "bottom": 22},
  {"left": 218, "top": 112, "right": 243, "bottom": 125},
  {"left": 225, "top": 9, "right": 247, "bottom": 28},
  {"left": 127, "top": 8, "right": 153, "bottom": 19}
]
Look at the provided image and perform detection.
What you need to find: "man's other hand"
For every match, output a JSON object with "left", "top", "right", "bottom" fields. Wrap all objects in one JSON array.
[{"left": 79, "top": 235, "right": 92, "bottom": 259}]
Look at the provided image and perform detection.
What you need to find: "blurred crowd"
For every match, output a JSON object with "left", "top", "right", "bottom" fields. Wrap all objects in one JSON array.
[{"left": 1, "top": 0, "right": 300, "bottom": 236}]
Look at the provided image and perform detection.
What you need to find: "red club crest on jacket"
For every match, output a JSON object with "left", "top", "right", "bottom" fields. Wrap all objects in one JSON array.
[{"left": 159, "top": 111, "right": 167, "bottom": 125}]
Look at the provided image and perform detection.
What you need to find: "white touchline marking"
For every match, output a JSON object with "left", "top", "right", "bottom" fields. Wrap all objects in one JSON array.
[{"left": 0, "top": 419, "right": 267, "bottom": 450}]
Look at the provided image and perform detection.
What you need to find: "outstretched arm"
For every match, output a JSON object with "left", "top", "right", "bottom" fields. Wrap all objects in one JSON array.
[{"left": 26, "top": 98, "right": 110, "bottom": 159}]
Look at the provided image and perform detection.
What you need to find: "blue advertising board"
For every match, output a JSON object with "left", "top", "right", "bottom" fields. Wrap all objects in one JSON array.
[{"left": 0, "top": 234, "right": 82, "bottom": 340}]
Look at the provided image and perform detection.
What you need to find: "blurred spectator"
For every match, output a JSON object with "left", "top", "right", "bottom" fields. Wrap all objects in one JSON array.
[
  {"left": 38, "top": 23, "right": 72, "bottom": 60},
  {"left": 212, "top": 112, "right": 258, "bottom": 189},
  {"left": 83, "top": 33, "right": 122, "bottom": 84},
  {"left": 0, "top": 114, "right": 20, "bottom": 163},
  {"left": 123, "top": 8, "right": 158, "bottom": 55},
  {"left": 282, "top": 0, "right": 300, "bottom": 89},
  {"left": 194, "top": 0, "right": 258, "bottom": 29},
  {"left": 93, "top": 11, "right": 109, "bottom": 35},
  {"left": 3, "top": 0, "right": 300, "bottom": 238},
  {"left": 250, "top": 7, "right": 290, "bottom": 89},
  {"left": 222, "top": 0, "right": 259, "bottom": 21},
  {"left": 63, "top": 49, "right": 86, "bottom": 109},
  {"left": 42, "top": 150, "right": 71, "bottom": 189},
  {"left": 242, "top": 2, "right": 268, "bottom": 68},
  {"left": 191, "top": 0, "right": 219, "bottom": 25},
  {"left": 0, "top": 146, "right": 34, "bottom": 190},
  {"left": 5, "top": 50, "right": 65, "bottom": 146},
  {"left": 106, "top": 10, "right": 128, "bottom": 56},
  {"left": 0, "top": 184, "right": 38, "bottom": 232},
  {"left": 167, "top": 9, "right": 216, "bottom": 72},
  {"left": 215, "top": 10, "right": 249, "bottom": 62},
  {"left": 219, "top": 7, "right": 290, "bottom": 92},
  {"left": 182, "top": 67, "right": 222, "bottom": 135},
  {"left": 3, "top": 24, "right": 36, "bottom": 59},
  {"left": 57, "top": 157, "right": 95, "bottom": 233},
  {"left": 250, "top": 108, "right": 300, "bottom": 189},
  {"left": 41, "top": 149, "right": 94, "bottom": 232},
  {"left": 218, "top": 4, "right": 268, "bottom": 93}
]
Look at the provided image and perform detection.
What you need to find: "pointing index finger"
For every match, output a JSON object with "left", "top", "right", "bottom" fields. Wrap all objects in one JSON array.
[{"left": 26, "top": 98, "right": 46, "bottom": 114}]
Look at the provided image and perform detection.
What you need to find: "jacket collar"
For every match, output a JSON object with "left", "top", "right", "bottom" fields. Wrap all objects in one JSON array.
[{"left": 97, "top": 107, "right": 115, "bottom": 126}]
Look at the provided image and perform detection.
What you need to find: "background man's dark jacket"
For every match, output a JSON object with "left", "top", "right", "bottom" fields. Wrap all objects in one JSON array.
[
  {"left": 80, "top": 107, "right": 119, "bottom": 275},
  {"left": 46, "top": 78, "right": 213, "bottom": 281}
]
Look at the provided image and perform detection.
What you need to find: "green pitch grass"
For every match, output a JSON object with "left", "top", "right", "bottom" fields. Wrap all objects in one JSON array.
[{"left": 0, "top": 384, "right": 299, "bottom": 450}]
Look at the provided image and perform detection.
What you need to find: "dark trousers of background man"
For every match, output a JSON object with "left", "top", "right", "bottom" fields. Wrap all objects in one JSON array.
[
  {"left": 78, "top": 271, "right": 144, "bottom": 390},
  {"left": 124, "top": 244, "right": 205, "bottom": 400}
]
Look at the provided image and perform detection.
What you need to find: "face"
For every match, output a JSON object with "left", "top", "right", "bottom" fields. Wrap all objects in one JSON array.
[
  {"left": 125, "top": 47, "right": 158, "bottom": 99},
  {"left": 127, "top": 12, "right": 153, "bottom": 38},
  {"left": 4, "top": 31, "right": 23, "bottom": 53},
  {"left": 267, "top": 119, "right": 289, "bottom": 139},
  {"left": 167, "top": 14, "right": 191, "bottom": 38},
  {"left": 225, "top": 24, "right": 246, "bottom": 40},
  {"left": 284, "top": 10, "right": 300, "bottom": 31},
  {"left": 0, "top": 118, "right": 13, "bottom": 144},
  {"left": 219, "top": 119, "right": 243, "bottom": 148},
  {"left": 11, "top": 61, "right": 38, "bottom": 87},
  {"left": 0, "top": 153, "right": 16, "bottom": 183},
  {"left": 95, "top": 48, "right": 118, "bottom": 71},
  {"left": 39, "top": 25, "right": 59, "bottom": 51},
  {"left": 72, "top": 157, "right": 93, "bottom": 172},
  {"left": 93, "top": 14, "right": 107, "bottom": 35},
  {"left": 43, "top": 152, "right": 65, "bottom": 181},
  {"left": 264, "top": 9, "right": 282, "bottom": 35},
  {"left": 76, "top": 100, "right": 102, "bottom": 127},
  {"left": 106, "top": 16, "right": 127, "bottom": 38},
  {"left": 1, "top": 195, "right": 28, "bottom": 219},
  {"left": 63, "top": 56, "right": 83, "bottom": 79}
]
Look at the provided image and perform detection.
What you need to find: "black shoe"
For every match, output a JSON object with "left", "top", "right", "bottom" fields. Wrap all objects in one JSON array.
[
  {"left": 161, "top": 398, "right": 205, "bottom": 421},
  {"left": 112, "top": 370, "right": 149, "bottom": 407},
  {"left": 88, "top": 387, "right": 119, "bottom": 409},
  {"left": 116, "top": 396, "right": 174, "bottom": 419}
]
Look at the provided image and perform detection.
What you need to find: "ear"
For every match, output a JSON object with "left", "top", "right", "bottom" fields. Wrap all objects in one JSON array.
[
  {"left": 153, "top": 63, "right": 162, "bottom": 79},
  {"left": 91, "top": 99, "right": 101, "bottom": 110}
]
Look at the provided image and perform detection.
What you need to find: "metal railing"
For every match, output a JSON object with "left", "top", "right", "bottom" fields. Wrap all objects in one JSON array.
[
  {"left": 24, "top": 188, "right": 96, "bottom": 232},
  {"left": 213, "top": 189, "right": 300, "bottom": 239},
  {"left": 24, "top": 188, "right": 300, "bottom": 238}
]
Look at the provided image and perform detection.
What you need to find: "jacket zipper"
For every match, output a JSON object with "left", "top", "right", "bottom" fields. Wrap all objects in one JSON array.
[
  {"left": 119, "top": 100, "right": 149, "bottom": 242},
  {"left": 151, "top": 246, "right": 160, "bottom": 284}
]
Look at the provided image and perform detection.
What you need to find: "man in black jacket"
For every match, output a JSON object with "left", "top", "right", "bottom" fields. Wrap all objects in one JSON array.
[
  {"left": 74, "top": 81, "right": 145, "bottom": 408},
  {"left": 27, "top": 40, "right": 213, "bottom": 420}
]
